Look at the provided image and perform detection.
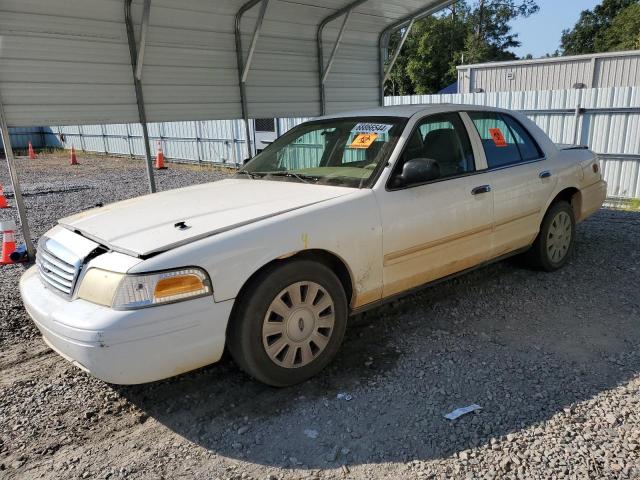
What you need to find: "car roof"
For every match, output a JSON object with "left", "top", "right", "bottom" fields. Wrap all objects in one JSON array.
[
  {"left": 317, "top": 103, "right": 508, "bottom": 120},
  {"left": 310, "top": 103, "right": 558, "bottom": 157}
]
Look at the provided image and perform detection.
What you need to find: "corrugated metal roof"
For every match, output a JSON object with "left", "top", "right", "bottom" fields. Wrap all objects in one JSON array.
[{"left": 0, "top": 0, "right": 452, "bottom": 126}]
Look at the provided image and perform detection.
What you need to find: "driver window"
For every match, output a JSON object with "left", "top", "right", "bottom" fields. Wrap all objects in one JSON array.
[{"left": 401, "top": 112, "right": 475, "bottom": 180}]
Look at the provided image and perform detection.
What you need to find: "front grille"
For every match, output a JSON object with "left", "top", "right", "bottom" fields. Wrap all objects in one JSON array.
[{"left": 36, "top": 245, "right": 80, "bottom": 296}]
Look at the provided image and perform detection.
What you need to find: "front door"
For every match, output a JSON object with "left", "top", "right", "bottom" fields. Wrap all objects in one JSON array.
[{"left": 375, "top": 112, "right": 494, "bottom": 298}]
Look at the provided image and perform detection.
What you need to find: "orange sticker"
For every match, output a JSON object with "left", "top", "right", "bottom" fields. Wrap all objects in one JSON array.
[
  {"left": 350, "top": 133, "right": 378, "bottom": 149},
  {"left": 489, "top": 128, "right": 507, "bottom": 147}
]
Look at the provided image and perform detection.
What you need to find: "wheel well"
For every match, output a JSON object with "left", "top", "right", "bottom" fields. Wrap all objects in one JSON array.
[
  {"left": 293, "top": 250, "right": 354, "bottom": 303},
  {"left": 550, "top": 187, "right": 581, "bottom": 220},
  {"left": 232, "top": 249, "right": 354, "bottom": 313}
]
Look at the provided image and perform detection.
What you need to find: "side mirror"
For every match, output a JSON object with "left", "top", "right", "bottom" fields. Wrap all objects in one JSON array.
[{"left": 394, "top": 158, "right": 440, "bottom": 188}]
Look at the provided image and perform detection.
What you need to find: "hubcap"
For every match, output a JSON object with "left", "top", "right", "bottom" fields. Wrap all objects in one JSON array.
[
  {"left": 262, "top": 281, "right": 335, "bottom": 368},
  {"left": 546, "top": 211, "right": 572, "bottom": 263}
]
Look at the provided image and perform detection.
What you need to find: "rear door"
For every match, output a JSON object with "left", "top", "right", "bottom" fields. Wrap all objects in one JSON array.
[{"left": 467, "top": 111, "right": 557, "bottom": 258}]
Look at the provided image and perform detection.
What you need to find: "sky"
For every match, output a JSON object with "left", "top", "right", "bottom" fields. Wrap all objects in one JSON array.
[{"left": 509, "top": 0, "right": 602, "bottom": 58}]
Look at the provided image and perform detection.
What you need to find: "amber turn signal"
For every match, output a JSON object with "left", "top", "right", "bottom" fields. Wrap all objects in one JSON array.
[{"left": 154, "top": 274, "right": 206, "bottom": 299}]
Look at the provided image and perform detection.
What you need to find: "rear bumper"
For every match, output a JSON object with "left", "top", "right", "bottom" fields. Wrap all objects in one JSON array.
[
  {"left": 20, "top": 266, "right": 233, "bottom": 384},
  {"left": 579, "top": 180, "right": 607, "bottom": 222}
]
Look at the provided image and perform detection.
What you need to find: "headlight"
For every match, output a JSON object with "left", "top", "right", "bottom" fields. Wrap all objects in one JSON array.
[
  {"left": 76, "top": 268, "right": 124, "bottom": 307},
  {"left": 77, "top": 267, "right": 212, "bottom": 309}
]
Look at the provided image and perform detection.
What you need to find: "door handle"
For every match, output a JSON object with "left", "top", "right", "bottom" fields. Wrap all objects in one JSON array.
[
  {"left": 539, "top": 170, "right": 552, "bottom": 179},
  {"left": 471, "top": 185, "right": 491, "bottom": 195}
]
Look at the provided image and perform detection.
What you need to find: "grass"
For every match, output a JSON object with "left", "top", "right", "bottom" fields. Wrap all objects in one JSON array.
[{"left": 605, "top": 197, "right": 640, "bottom": 211}]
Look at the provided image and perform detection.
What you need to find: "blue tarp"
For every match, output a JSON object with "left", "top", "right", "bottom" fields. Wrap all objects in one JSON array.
[
  {"left": 438, "top": 81, "right": 458, "bottom": 94},
  {"left": 0, "top": 127, "right": 60, "bottom": 153}
]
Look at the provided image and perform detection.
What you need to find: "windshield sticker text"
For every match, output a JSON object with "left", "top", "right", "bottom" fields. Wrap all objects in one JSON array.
[{"left": 353, "top": 123, "right": 392, "bottom": 134}]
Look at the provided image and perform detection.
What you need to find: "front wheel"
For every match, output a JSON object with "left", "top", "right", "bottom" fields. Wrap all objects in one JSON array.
[
  {"left": 227, "top": 259, "right": 348, "bottom": 387},
  {"left": 526, "top": 201, "right": 575, "bottom": 271}
]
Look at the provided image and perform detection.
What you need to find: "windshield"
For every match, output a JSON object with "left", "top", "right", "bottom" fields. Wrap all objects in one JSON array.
[{"left": 239, "top": 117, "right": 406, "bottom": 188}]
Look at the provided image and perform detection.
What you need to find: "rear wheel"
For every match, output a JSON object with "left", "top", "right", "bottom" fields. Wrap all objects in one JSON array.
[
  {"left": 526, "top": 201, "right": 575, "bottom": 271},
  {"left": 227, "top": 259, "right": 348, "bottom": 387}
]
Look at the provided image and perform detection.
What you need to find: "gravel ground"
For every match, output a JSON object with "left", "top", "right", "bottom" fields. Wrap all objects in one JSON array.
[{"left": 1, "top": 152, "right": 639, "bottom": 480}]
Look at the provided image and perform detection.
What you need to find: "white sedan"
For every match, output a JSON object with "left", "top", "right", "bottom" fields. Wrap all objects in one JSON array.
[{"left": 20, "top": 104, "right": 607, "bottom": 386}]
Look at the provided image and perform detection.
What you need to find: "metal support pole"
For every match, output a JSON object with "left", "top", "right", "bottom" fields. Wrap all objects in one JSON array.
[
  {"left": 232, "top": 120, "right": 240, "bottom": 167},
  {"left": 195, "top": 121, "right": 202, "bottom": 163},
  {"left": 321, "top": 10, "right": 352, "bottom": 84},
  {"left": 378, "top": 0, "right": 455, "bottom": 105},
  {"left": 78, "top": 125, "right": 86, "bottom": 152},
  {"left": 241, "top": 0, "right": 269, "bottom": 83},
  {"left": 135, "top": 0, "right": 152, "bottom": 81},
  {"left": 126, "top": 123, "right": 133, "bottom": 157},
  {"left": 124, "top": 0, "right": 156, "bottom": 193},
  {"left": 317, "top": 0, "right": 369, "bottom": 116},
  {"left": 235, "top": 0, "right": 269, "bottom": 160},
  {"left": 378, "top": 31, "right": 389, "bottom": 106},
  {"left": 0, "top": 96, "right": 36, "bottom": 260},
  {"left": 101, "top": 124, "right": 109, "bottom": 154},
  {"left": 573, "top": 88, "right": 584, "bottom": 145},
  {"left": 383, "top": 18, "right": 414, "bottom": 84}
]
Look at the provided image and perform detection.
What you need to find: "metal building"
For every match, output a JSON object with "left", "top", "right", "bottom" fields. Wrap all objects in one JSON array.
[{"left": 457, "top": 50, "right": 640, "bottom": 94}]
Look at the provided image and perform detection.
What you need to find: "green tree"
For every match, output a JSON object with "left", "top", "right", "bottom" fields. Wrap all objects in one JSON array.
[
  {"left": 560, "top": 0, "right": 638, "bottom": 54},
  {"left": 405, "top": 13, "right": 469, "bottom": 93},
  {"left": 383, "top": 0, "right": 539, "bottom": 95},
  {"left": 385, "top": 25, "right": 421, "bottom": 96},
  {"left": 601, "top": 3, "right": 640, "bottom": 50},
  {"left": 464, "top": 0, "right": 538, "bottom": 64}
]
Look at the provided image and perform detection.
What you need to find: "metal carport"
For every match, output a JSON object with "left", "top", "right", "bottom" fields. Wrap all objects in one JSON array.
[{"left": 0, "top": 0, "right": 452, "bottom": 259}]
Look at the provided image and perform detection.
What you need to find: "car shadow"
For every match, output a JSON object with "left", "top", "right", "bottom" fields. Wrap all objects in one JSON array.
[{"left": 117, "top": 209, "right": 640, "bottom": 469}]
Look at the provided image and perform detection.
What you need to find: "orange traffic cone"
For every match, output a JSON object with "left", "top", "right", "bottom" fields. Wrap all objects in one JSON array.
[
  {"left": 0, "top": 185, "right": 9, "bottom": 209},
  {"left": 155, "top": 141, "right": 167, "bottom": 170},
  {"left": 70, "top": 145, "right": 78, "bottom": 165},
  {"left": 28, "top": 141, "right": 36, "bottom": 160},
  {"left": 0, "top": 221, "right": 17, "bottom": 265}
]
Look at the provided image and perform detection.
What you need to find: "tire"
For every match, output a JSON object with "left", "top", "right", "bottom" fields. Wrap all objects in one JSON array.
[
  {"left": 227, "top": 259, "right": 348, "bottom": 387},
  {"left": 526, "top": 201, "right": 575, "bottom": 271}
]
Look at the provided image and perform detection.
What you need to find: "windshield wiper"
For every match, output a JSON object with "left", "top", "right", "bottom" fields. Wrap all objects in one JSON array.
[{"left": 261, "top": 171, "right": 320, "bottom": 184}]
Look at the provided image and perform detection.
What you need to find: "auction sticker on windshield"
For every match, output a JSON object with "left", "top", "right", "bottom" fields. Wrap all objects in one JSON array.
[
  {"left": 350, "top": 133, "right": 378, "bottom": 149},
  {"left": 353, "top": 123, "right": 392, "bottom": 134}
]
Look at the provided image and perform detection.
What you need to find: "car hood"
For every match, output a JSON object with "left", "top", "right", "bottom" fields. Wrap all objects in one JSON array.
[{"left": 59, "top": 179, "right": 354, "bottom": 257}]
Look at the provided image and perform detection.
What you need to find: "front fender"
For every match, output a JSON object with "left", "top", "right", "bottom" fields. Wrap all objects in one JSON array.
[{"left": 130, "top": 190, "right": 384, "bottom": 307}]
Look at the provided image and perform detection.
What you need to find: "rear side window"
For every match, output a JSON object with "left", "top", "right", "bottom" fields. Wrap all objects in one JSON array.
[
  {"left": 502, "top": 115, "right": 544, "bottom": 161},
  {"left": 469, "top": 112, "right": 543, "bottom": 168}
]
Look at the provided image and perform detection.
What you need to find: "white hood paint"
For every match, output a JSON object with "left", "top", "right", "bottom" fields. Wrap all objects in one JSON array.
[{"left": 59, "top": 179, "right": 354, "bottom": 256}]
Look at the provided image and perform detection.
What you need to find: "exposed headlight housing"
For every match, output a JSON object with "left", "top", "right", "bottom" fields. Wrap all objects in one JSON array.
[{"left": 77, "top": 267, "right": 212, "bottom": 310}]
